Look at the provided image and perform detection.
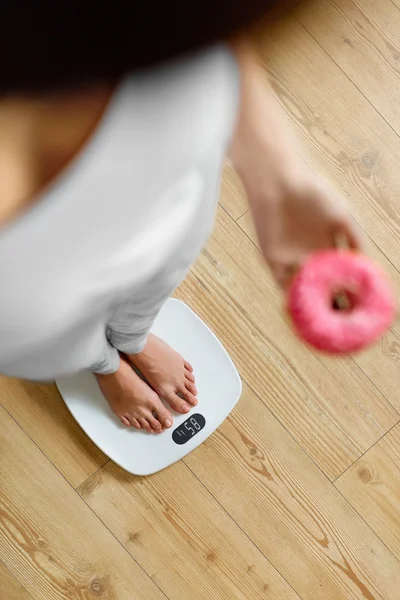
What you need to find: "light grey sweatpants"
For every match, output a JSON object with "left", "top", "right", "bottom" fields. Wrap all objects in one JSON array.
[
  {"left": 0, "top": 46, "right": 239, "bottom": 382},
  {"left": 89, "top": 276, "right": 182, "bottom": 374},
  {"left": 88, "top": 139, "right": 233, "bottom": 376}
]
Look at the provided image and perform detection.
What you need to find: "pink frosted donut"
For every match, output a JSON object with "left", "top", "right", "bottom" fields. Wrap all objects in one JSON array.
[{"left": 287, "top": 250, "right": 396, "bottom": 354}]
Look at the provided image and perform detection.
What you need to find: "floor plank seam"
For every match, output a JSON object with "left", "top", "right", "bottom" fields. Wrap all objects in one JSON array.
[
  {"left": 348, "top": 0, "right": 400, "bottom": 44},
  {"left": 0, "top": 403, "right": 93, "bottom": 490},
  {"left": 333, "top": 417, "right": 400, "bottom": 484},
  {"left": 295, "top": 17, "right": 400, "bottom": 142},
  {"left": 242, "top": 373, "right": 350, "bottom": 484},
  {"left": 77, "top": 490, "right": 171, "bottom": 600},
  {"left": 0, "top": 561, "right": 34, "bottom": 600},
  {"left": 235, "top": 207, "right": 249, "bottom": 222},
  {"left": 389, "top": 0, "right": 400, "bottom": 13},
  {"left": 331, "top": 447, "right": 400, "bottom": 559},
  {"left": 75, "top": 460, "right": 111, "bottom": 491},
  {"left": 230, "top": 371, "right": 400, "bottom": 564},
  {"left": 0, "top": 399, "right": 111, "bottom": 488},
  {"left": 189, "top": 381, "right": 400, "bottom": 578},
  {"left": 1, "top": 405, "right": 170, "bottom": 599},
  {"left": 181, "top": 458, "right": 304, "bottom": 600}
]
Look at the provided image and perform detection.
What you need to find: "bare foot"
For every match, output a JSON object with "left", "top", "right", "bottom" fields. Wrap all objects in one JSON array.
[
  {"left": 127, "top": 334, "right": 198, "bottom": 415},
  {"left": 95, "top": 357, "right": 173, "bottom": 433}
]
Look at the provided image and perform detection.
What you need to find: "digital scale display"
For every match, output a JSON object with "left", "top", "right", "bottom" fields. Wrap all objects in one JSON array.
[{"left": 172, "top": 413, "right": 206, "bottom": 445}]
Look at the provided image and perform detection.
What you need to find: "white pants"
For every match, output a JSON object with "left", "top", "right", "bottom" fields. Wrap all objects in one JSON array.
[
  {"left": 0, "top": 46, "right": 239, "bottom": 381},
  {"left": 89, "top": 148, "right": 226, "bottom": 375}
]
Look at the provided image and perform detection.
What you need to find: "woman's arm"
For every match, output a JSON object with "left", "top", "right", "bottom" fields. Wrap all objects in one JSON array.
[{"left": 227, "top": 36, "right": 364, "bottom": 288}]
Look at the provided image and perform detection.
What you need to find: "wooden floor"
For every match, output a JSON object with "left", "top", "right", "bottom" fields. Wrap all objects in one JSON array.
[{"left": 2, "top": 1, "right": 400, "bottom": 598}]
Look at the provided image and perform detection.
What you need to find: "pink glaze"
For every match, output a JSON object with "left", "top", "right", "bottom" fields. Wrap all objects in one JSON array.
[{"left": 287, "top": 250, "right": 396, "bottom": 354}]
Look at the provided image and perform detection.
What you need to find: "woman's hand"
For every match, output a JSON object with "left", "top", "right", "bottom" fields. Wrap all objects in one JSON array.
[{"left": 249, "top": 169, "right": 363, "bottom": 288}]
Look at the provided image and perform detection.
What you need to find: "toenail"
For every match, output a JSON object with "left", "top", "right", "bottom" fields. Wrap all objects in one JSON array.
[
  {"left": 182, "top": 405, "right": 190, "bottom": 413},
  {"left": 164, "top": 419, "right": 172, "bottom": 428}
]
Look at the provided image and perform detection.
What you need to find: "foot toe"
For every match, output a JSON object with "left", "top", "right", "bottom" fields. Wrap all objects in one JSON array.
[
  {"left": 185, "top": 380, "right": 198, "bottom": 397},
  {"left": 184, "top": 391, "right": 198, "bottom": 406},
  {"left": 152, "top": 403, "right": 173, "bottom": 429},
  {"left": 180, "top": 385, "right": 197, "bottom": 406},
  {"left": 167, "top": 392, "right": 191, "bottom": 414},
  {"left": 139, "top": 417, "right": 153, "bottom": 433},
  {"left": 145, "top": 411, "right": 163, "bottom": 433},
  {"left": 184, "top": 361, "right": 193, "bottom": 373},
  {"left": 126, "top": 415, "right": 141, "bottom": 429},
  {"left": 185, "top": 370, "right": 195, "bottom": 383},
  {"left": 120, "top": 416, "right": 131, "bottom": 427}
]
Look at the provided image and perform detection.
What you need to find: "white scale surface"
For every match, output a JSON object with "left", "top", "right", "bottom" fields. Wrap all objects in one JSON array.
[{"left": 56, "top": 299, "right": 242, "bottom": 476}]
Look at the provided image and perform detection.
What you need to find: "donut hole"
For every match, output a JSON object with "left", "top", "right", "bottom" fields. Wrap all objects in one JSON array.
[{"left": 331, "top": 289, "right": 357, "bottom": 312}]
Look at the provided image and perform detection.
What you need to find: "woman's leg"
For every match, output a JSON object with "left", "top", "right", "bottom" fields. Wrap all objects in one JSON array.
[
  {"left": 98, "top": 282, "right": 198, "bottom": 430},
  {"left": 85, "top": 310, "right": 176, "bottom": 433},
  {"left": 88, "top": 337, "right": 120, "bottom": 375},
  {"left": 98, "top": 142, "right": 229, "bottom": 432},
  {"left": 95, "top": 47, "right": 237, "bottom": 433}
]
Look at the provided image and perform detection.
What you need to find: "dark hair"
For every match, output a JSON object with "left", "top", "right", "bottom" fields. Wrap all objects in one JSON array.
[{"left": 1, "top": 1, "right": 290, "bottom": 93}]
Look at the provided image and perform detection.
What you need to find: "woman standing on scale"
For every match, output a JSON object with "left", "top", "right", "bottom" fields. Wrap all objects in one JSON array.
[{"left": 0, "top": 1, "right": 363, "bottom": 432}]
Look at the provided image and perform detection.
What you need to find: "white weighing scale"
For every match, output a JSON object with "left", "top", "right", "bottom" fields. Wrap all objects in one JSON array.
[{"left": 56, "top": 299, "right": 242, "bottom": 476}]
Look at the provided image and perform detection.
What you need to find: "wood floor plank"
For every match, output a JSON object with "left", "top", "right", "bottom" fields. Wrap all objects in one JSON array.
[
  {"left": 336, "top": 422, "right": 400, "bottom": 561},
  {"left": 0, "top": 562, "right": 34, "bottom": 600},
  {"left": 177, "top": 207, "right": 399, "bottom": 479},
  {"left": 218, "top": 162, "right": 247, "bottom": 221},
  {"left": 0, "top": 405, "right": 165, "bottom": 600},
  {"left": 0, "top": 377, "right": 108, "bottom": 489},
  {"left": 78, "top": 461, "right": 300, "bottom": 600},
  {"left": 344, "top": 0, "right": 400, "bottom": 64},
  {"left": 252, "top": 17, "right": 400, "bottom": 270},
  {"left": 184, "top": 381, "right": 400, "bottom": 600},
  {"left": 2, "top": 7, "right": 400, "bottom": 600},
  {"left": 296, "top": 0, "right": 400, "bottom": 135},
  {"left": 237, "top": 209, "right": 400, "bottom": 411}
]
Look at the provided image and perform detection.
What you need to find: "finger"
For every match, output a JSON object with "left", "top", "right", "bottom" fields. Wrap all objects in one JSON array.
[
  {"left": 334, "top": 216, "right": 365, "bottom": 252},
  {"left": 273, "top": 262, "right": 300, "bottom": 291},
  {"left": 344, "top": 219, "right": 365, "bottom": 252}
]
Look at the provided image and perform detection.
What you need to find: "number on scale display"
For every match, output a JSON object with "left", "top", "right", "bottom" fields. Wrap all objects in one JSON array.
[{"left": 172, "top": 414, "right": 206, "bottom": 445}]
